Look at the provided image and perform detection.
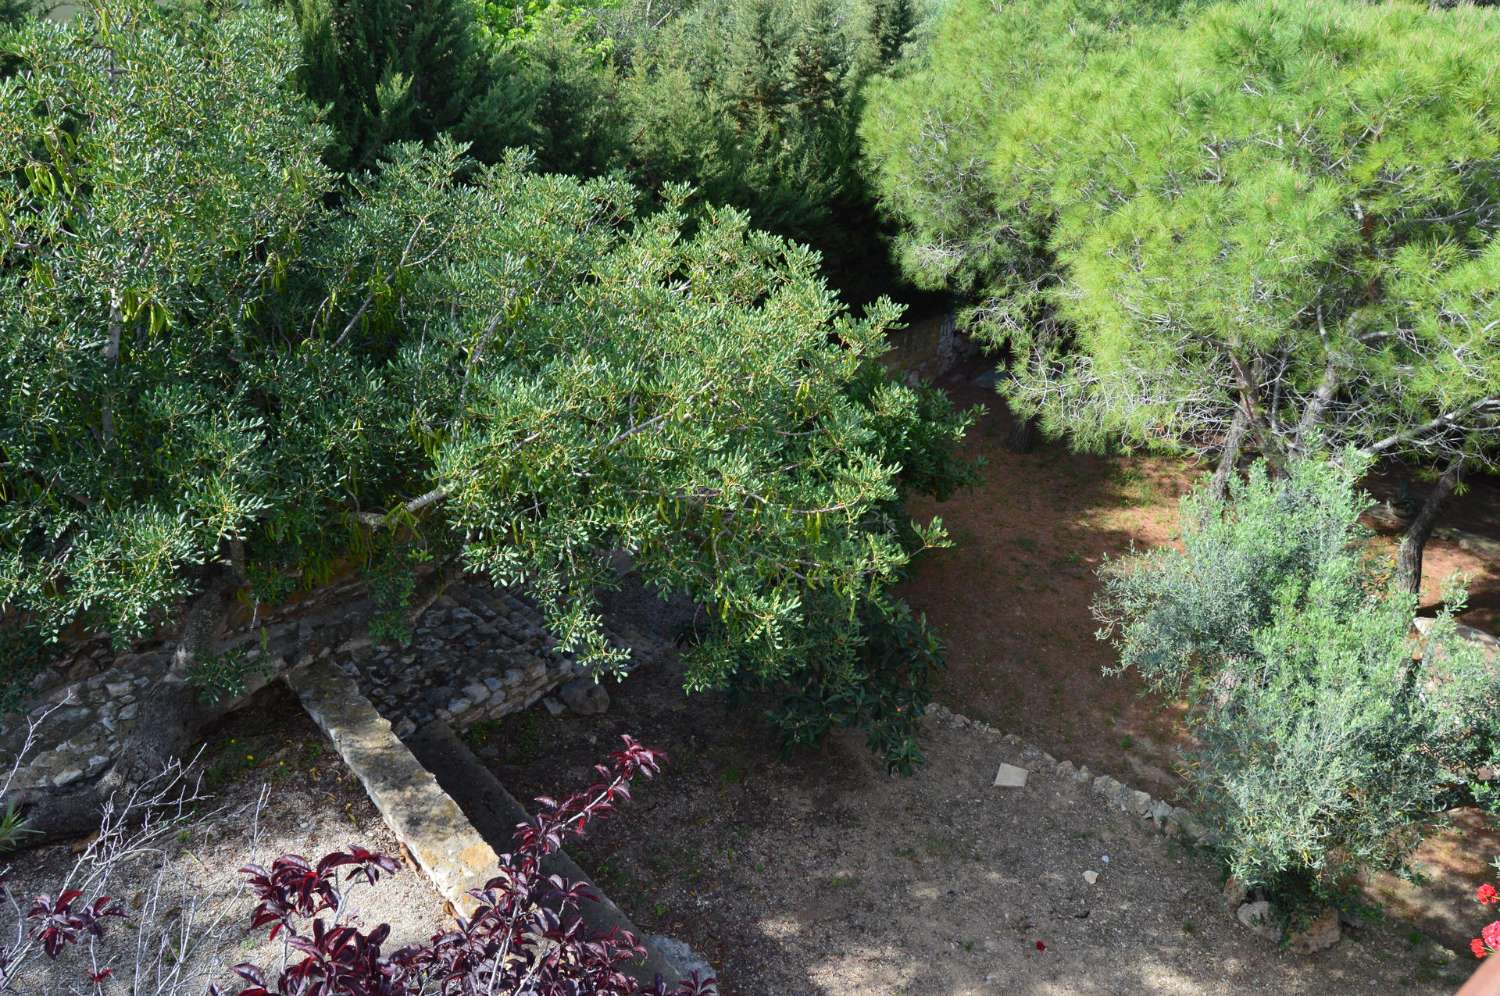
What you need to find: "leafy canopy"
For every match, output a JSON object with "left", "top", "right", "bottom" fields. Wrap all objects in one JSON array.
[
  {"left": 866, "top": 0, "right": 1500, "bottom": 472},
  {"left": 0, "top": 0, "right": 971, "bottom": 766}
]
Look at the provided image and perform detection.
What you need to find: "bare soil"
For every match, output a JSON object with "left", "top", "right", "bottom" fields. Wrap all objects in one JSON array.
[
  {"left": 895, "top": 343, "right": 1500, "bottom": 956},
  {"left": 7, "top": 684, "right": 448, "bottom": 994},
  {"left": 476, "top": 658, "right": 1466, "bottom": 995}
]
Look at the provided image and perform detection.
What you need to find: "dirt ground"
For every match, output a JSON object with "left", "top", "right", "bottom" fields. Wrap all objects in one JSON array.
[
  {"left": 476, "top": 658, "right": 1467, "bottom": 995},
  {"left": 894, "top": 344, "right": 1500, "bottom": 957},
  {"left": 7, "top": 684, "right": 447, "bottom": 995}
]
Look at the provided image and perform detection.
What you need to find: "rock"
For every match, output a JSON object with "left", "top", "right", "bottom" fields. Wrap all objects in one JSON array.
[
  {"left": 646, "top": 934, "right": 716, "bottom": 988},
  {"left": 1149, "top": 799, "right": 1174, "bottom": 828},
  {"left": 1126, "top": 789, "right": 1153, "bottom": 817},
  {"left": 1288, "top": 907, "right": 1341, "bottom": 954},
  {"left": 992, "top": 763, "right": 1029, "bottom": 788},
  {"left": 462, "top": 682, "right": 490, "bottom": 704},
  {"left": 117, "top": 702, "right": 139, "bottom": 722},
  {"left": 52, "top": 768, "right": 83, "bottom": 787},
  {"left": 1236, "top": 900, "right": 1283, "bottom": 943},
  {"left": 1083, "top": 870, "right": 1099, "bottom": 885},
  {"left": 558, "top": 678, "right": 610, "bottom": 716},
  {"left": 1221, "top": 876, "right": 1248, "bottom": 911},
  {"left": 105, "top": 680, "right": 133, "bottom": 699},
  {"left": 542, "top": 696, "right": 566, "bottom": 717},
  {"left": 1174, "top": 809, "right": 1207, "bottom": 842},
  {"left": 1423, "top": 940, "right": 1458, "bottom": 964},
  {"left": 1056, "top": 760, "right": 1076, "bottom": 779}
]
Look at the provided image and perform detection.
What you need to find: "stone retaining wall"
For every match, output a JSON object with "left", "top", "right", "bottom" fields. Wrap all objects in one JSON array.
[{"left": 3, "top": 575, "right": 668, "bottom": 810}]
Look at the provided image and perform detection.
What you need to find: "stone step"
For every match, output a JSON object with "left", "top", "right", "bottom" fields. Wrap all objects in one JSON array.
[{"left": 284, "top": 660, "right": 499, "bottom": 913}]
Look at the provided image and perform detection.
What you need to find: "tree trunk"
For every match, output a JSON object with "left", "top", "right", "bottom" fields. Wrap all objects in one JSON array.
[
  {"left": 1396, "top": 457, "right": 1464, "bottom": 595},
  {"left": 1210, "top": 408, "right": 1249, "bottom": 500},
  {"left": 1006, "top": 413, "right": 1039, "bottom": 453}
]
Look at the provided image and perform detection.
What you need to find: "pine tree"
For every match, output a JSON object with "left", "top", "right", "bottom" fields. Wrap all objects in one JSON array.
[
  {"left": 283, "top": 0, "right": 513, "bottom": 172},
  {"left": 790, "top": 0, "right": 850, "bottom": 118},
  {"left": 0, "top": 0, "right": 28, "bottom": 29},
  {"left": 869, "top": 0, "right": 916, "bottom": 65}
]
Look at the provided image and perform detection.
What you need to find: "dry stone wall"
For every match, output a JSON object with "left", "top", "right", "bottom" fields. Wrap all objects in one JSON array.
[{"left": 3, "top": 576, "right": 668, "bottom": 814}]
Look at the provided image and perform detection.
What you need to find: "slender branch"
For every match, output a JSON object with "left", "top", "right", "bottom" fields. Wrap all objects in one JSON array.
[
  {"left": 1358, "top": 396, "right": 1500, "bottom": 457},
  {"left": 356, "top": 485, "right": 452, "bottom": 528}
]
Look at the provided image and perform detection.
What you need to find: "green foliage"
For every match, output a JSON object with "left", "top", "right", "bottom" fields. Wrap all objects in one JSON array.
[
  {"left": 487, "top": 9, "right": 629, "bottom": 175},
  {"left": 0, "top": 0, "right": 971, "bottom": 767},
  {"left": 867, "top": 0, "right": 1500, "bottom": 470},
  {"left": 861, "top": 0, "right": 1193, "bottom": 296},
  {"left": 1094, "top": 457, "right": 1500, "bottom": 900},
  {"left": 758, "top": 600, "right": 945, "bottom": 774},
  {"left": 0, "top": 0, "right": 29, "bottom": 29},
  {"left": 610, "top": 0, "right": 863, "bottom": 240},
  {"left": 0, "top": 0, "right": 333, "bottom": 647},
  {"left": 187, "top": 647, "right": 270, "bottom": 706},
  {"left": 0, "top": 801, "right": 36, "bottom": 853},
  {"left": 479, "top": 0, "right": 620, "bottom": 58},
  {"left": 282, "top": 0, "right": 523, "bottom": 173}
]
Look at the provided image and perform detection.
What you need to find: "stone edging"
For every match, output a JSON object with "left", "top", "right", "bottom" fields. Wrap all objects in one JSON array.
[
  {"left": 286, "top": 658, "right": 501, "bottom": 912},
  {"left": 924, "top": 702, "right": 1212, "bottom": 845},
  {"left": 286, "top": 657, "right": 713, "bottom": 987}
]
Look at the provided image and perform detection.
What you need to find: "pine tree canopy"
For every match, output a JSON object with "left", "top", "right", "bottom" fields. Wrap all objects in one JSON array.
[{"left": 865, "top": 0, "right": 1500, "bottom": 473}]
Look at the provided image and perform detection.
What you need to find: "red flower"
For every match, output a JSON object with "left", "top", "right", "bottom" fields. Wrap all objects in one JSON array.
[
  {"left": 1479, "top": 883, "right": 1499, "bottom": 906},
  {"left": 1474, "top": 938, "right": 1489, "bottom": 959},
  {"left": 1482, "top": 921, "right": 1500, "bottom": 953},
  {"left": 1035, "top": 940, "right": 1046, "bottom": 952}
]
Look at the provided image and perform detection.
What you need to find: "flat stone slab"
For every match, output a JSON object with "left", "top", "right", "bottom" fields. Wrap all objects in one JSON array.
[
  {"left": 992, "top": 762, "right": 1029, "bottom": 788},
  {"left": 287, "top": 660, "right": 498, "bottom": 912}
]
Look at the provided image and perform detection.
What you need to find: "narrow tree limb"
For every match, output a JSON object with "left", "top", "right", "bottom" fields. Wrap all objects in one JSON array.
[
  {"left": 1360, "top": 396, "right": 1500, "bottom": 457},
  {"left": 357, "top": 486, "right": 452, "bottom": 528},
  {"left": 1395, "top": 455, "right": 1464, "bottom": 595},
  {"left": 1292, "top": 356, "right": 1339, "bottom": 454},
  {"left": 1228, "top": 351, "right": 1283, "bottom": 473},
  {"left": 101, "top": 295, "right": 122, "bottom": 442}
]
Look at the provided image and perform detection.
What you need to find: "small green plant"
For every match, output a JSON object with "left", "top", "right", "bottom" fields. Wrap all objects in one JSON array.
[
  {"left": 0, "top": 801, "right": 37, "bottom": 853},
  {"left": 187, "top": 645, "right": 270, "bottom": 706}
]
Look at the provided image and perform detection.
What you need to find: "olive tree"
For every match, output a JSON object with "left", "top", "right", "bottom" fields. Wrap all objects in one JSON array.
[
  {"left": 1095, "top": 457, "right": 1500, "bottom": 904},
  {"left": 0, "top": 0, "right": 970, "bottom": 834}
]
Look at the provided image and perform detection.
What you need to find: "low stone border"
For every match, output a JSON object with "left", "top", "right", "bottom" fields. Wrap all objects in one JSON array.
[
  {"left": 924, "top": 703, "right": 1211, "bottom": 845},
  {"left": 925, "top": 702, "right": 1479, "bottom": 958},
  {"left": 287, "top": 657, "right": 713, "bottom": 987}
]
